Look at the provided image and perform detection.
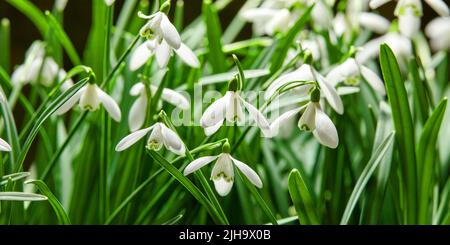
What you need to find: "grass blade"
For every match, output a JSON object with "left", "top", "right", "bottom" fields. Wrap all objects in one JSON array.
[
  {"left": 0, "top": 192, "right": 47, "bottom": 201},
  {"left": 409, "top": 59, "right": 430, "bottom": 124},
  {"left": 6, "top": 0, "right": 49, "bottom": 36},
  {"left": 25, "top": 180, "right": 71, "bottom": 225},
  {"left": 45, "top": 11, "right": 82, "bottom": 65},
  {"left": 288, "top": 169, "right": 319, "bottom": 225},
  {"left": 417, "top": 98, "right": 447, "bottom": 224},
  {"left": 202, "top": 0, "right": 227, "bottom": 73},
  {"left": 147, "top": 150, "right": 228, "bottom": 224},
  {"left": 340, "top": 132, "right": 395, "bottom": 224},
  {"left": 0, "top": 18, "right": 10, "bottom": 71},
  {"left": 379, "top": 43, "right": 417, "bottom": 224}
]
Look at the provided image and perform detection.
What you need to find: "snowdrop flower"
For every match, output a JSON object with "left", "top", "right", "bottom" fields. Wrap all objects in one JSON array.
[
  {"left": 265, "top": 62, "right": 344, "bottom": 115},
  {"left": 134, "top": 11, "right": 199, "bottom": 69},
  {"left": 183, "top": 143, "right": 262, "bottom": 196},
  {"left": 241, "top": 8, "right": 291, "bottom": 36},
  {"left": 356, "top": 32, "right": 412, "bottom": 64},
  {"left": 370, "top": 0, "right": 449, "bottom": 38},
  {"left": 269, "top": 88, "right": 339, "bottom": 148},
  {"left": 306, "top": 0, "right": 334, "bottom": 30},
  {"left": 0, "top": 137, "right": 12, "bottom": 152},
  {"left": 129, "top": 39, "right": 199, "bottom": 71},
  {"left": 105, "top": 0, "right": 115, "bottom": 6},
  {"left": 425, "top": 17, "right": 450, "bottom": 51},
  {"left": 326, "top": 57, "right": 386, "bottom": 95},
  {"left": 55, "top": 83, "right": 121, "bottom": 122},
  {"left": 200, "top": 81, "right": 271, "bottom": 137},
  {"left": 128, "top": 82, "right": 189, "bottom": 131},
  {"left": 370, "top": 0, "right": 449, "bottom": 16},
  {"left": 11, "top": 41, "right": 73, "bottom": 90},
  {"left": 56, "top": 0, "right": 68, "bottom": 11},
  {"left": 358, "top": 12, "right": 391, "bottom": 34},
  {"left": 115, "top": 122, "right": 185, "bottom": 156}
]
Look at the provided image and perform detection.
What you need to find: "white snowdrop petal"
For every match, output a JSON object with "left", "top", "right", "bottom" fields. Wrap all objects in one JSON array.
[
  {"left": 399, "top": 10, "right": 420, "bottom": 38},
  {"left": 358, "top": 12, "right": 391, "bottom": 34},
  {"left": 130, "top": 82, "right": 145, "bottom": 96},
  {"left": 129, "top": 42, "right": 153, "bottom": 71},
  {"left": 298, "top": 103, "right": 316, "bottom": 131},
  {"left": 385, "top": 33, "right": 413, "bottom": 58},
  {"left": 128, "top": 95, "right": 147, "bottom": 132},
  {"left": 231, "top": 157, "right": 263, "bottom": 188},
  {"left": 104, "top": 0, "right": 115, "bottom": 6},
  {"left": 11, "top": 65, "right": 27, "bottom": 85},
  {"left": 115, "top": 126, "right": 153, "bottom": 151},
  {"left": 425, "top": 17, "right": 450, "bottom": 39},
  {"left": 264, "top": 9, "right": 290, "bottom": 35},
  {"left": 97, "top": 87, "right": 122, "bottom": 122},
  {"left": 183, "top": 156, "right": 219, "bottom": 176},
  {"left": 211, "top": 154, "right": 235, "bottom": 196},
  {"left": 200, "top": 92, "right": 231, "bottom": 128},
  {"left": 80, "top": 84, "right": 101, "bottom": 111},
  {"left": 269, "top": 107, "right": 303, "bottom": 137},
  {"left": 213, "top": 177, "right": 234, "bottom": 196},
  {"left": 240, "top": 97, "right": 271, "bottom": 137},
  {"left": 326, "top": 58, "right": 359, "bottom": 86},
  {"left": 160, "top": 14, "right": 181, "bottom": 49},
  {"left": 55, "top": 87, "right": 85, "bottom": 115},
  {"left": 155, "top": 40, "right": 172, "bottom": 69},
  {"left": 314, "top": 107, "right": 339, "bottom": 148},
  {"left": 57, "top": 70, "right": 74, "bottom": 92},
  {"left": 240, "top": 8, "right": 277, "bottom": 21},
  {"left": 161, "top": 124, "right": 185, "bottom": 156},
  {"left": 0, "top": 137, "right": 12, "bottom": 152},
  {"left": 356, "top": 35, "right": 385, "bottom": 63},
  {"left": 369, "top": 0, "right": 391, "bottom": 9},
  {"left": 265, "top": 65, "right": 314, "bottom": 100},
  {"left": 174, "top": 43, "right": 200, "bottom": 68},
  {"left": 425, "top": 0, "right": 449, "bottom": 16},
  {"left": 430, "top": 33, "right": 450, "bottom": 50},
  {"left": 316, "top": 72, "right": 344, "bottom": 114},
  {"left": 204, "top": 120, "right": 224, "bottom": 136},
  {"left": 161, "top": 88, "right": 190, "bottom": 110},
  {"left": 360, "top": 66, "right": 386, "bottom": 95}
]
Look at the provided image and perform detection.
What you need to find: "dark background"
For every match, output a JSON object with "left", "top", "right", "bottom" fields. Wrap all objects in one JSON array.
[{"left": 0, "top": 0, "right": 441, "bottom": 70}]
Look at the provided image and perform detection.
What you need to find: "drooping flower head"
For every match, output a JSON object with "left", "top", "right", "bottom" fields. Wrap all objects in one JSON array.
[
  {"left": 116, "top": 121, "right": 185, "bottom": 156},
  {"left": 183, "top": 141, "right": 262, "bottom": 196},
  {"left": 133, "top": 5, "right": 199, "bottom": 70},
  {"left": 55, "top": 75, "right": 121, "bottom": 122},
  {"left": 11, "top": 41, "right": 73, "bottom": 91},
  {"left": 269, "top": 87, "right": 339, "bottom": 148},
  {"left": 200, "top": 76, "right": 271, "bottom": 137}
]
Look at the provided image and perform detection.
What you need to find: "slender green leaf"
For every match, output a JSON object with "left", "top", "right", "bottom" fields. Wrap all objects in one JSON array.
[
  {"left": 288, "top": 169, "right": 319, "bottom": 225},
  {"left": 25, "top": 180, "right": 71, "bottom": 224},
  {"left": 147, "top": 150, "right": 228, "bottom": 224},
  {"left": 45, "top": 12, "right": 82, "bottom": 65},
  {"left": 0, "top": 18, "right": 10, "bottom": 71},
  {"left": 0, "top": 172, "right": 30, "bottom": 186},
  {"left": 6, "top": 0, "right": 49, "bottom": 36},
  {"left": 0, "top": 192, "right": 47, "bottom": 201},
  {"left": 379, "top": 43, "right": 417, "bottom": 224},
  {"left": 417, "top": 98, "right": 447, "bottom": 224},
  {"left": 340, "top": 132, "right": 395, "bottom": 224},
  {"left": 409, "top": 59, "right": 429, "bottom": 124},
  {"left": 202, "top": 0, "right": 227, "bottom": 73},
  {"left": 16, "top": 78, "right": 88, "bottom": 172}
]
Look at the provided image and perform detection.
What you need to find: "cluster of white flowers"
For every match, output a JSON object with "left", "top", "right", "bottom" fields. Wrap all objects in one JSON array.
[{"left": 3, "top": 0, "right": 448, "bottom": 198}]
